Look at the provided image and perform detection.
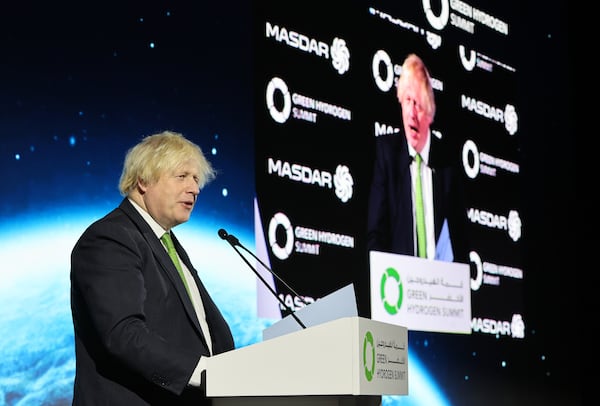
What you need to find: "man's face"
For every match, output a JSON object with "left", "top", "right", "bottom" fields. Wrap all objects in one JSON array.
[
  {"left": 400, "top": 80, "right": 433, "bottom": 153},
  {"left": 142, "top": 161, "right": 200, "bottom": 230}
]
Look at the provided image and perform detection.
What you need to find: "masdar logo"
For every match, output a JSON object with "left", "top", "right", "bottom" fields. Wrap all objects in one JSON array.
[
  {"left": 471, "top": 313, "right": 525, "bottom": 338},
  {"left": 267, "top": 157, "right": 354, "bottom": 203},
  {"left": 466, "top": 206, "right": 522, "bottom": 242},
  {"left": 265, "top": 21, "right": 350, "bottom": 75},
  {"left": 461, "top": 94, "right": 519, "bottom": 135}
]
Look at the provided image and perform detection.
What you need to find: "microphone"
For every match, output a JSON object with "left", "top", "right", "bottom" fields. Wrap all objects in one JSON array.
[
  {"left": 218, "top": 228, "right": 239, "bottom": 246},
  {"left": 217, "top": 228, "right": 308, "bottom": 329}
]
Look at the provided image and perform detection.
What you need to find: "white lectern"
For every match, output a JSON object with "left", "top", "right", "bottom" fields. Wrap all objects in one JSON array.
[{"left": 206, "top": 316, "right": 408, "bottom": 405}]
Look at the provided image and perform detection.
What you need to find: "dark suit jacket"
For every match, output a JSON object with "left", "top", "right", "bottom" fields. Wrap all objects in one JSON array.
[
  {"left": 70, "top": 198, "right": 235, "bottom": 405},
  {"left": 367, "top": 133, "right": 468, "bottom": 263}
]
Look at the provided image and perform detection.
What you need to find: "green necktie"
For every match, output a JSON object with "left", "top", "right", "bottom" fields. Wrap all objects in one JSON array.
[
  {"left": 415, "top": 154, "right": 427, "bottom": 258},
  {"left": 161, "top": 232, "right": 192, "bottom": 298},
  {"left": 162, "top": 233, "right": 213, "bottom": 353}
]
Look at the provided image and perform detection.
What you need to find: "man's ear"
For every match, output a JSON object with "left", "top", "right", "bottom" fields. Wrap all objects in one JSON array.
[{"left": 136, "top": 178, "right": 148, "bottom": 194}]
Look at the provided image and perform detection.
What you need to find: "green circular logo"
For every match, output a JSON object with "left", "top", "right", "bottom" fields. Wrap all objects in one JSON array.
[
  {"left": 380, "top": 267, "right": 403, "bottom": 315},
  {"left": 363, "top": 331, "right": 375, "bottom": 381}
]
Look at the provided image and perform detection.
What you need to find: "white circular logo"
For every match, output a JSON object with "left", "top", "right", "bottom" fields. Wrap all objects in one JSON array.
[
  {"left": 462, "top": 139, "right": 480, "bottom": 179},
  {"left": 268, "top": 212, "right": 294, "bottom": 260},
  {"left": 422, "top": 0, "right": 450, "bottom": 30},
  {"left": 266, "top": 77, "right": 291, "bottom": 124},
  {"left": 372, "top": 50, "right": 394, "bottom": 92},
  {"left": 470, "top": 251, "right": 483, "bottom": 291},
  {"left": 459, "top": 45, "right": 476, "bottom": 71}
]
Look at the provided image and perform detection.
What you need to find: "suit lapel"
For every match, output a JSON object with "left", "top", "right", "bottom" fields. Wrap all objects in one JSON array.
[{"left": 118, "top": 199, "right": 204, "bottom": 335}]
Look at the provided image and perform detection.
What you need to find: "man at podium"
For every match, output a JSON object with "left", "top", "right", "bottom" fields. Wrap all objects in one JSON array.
[{"left": 70, "top": 131, "right": 235, "bottom": 405}]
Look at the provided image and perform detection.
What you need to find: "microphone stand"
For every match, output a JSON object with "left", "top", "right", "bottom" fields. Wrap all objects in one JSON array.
[
  {"left": 237, "top": 242, "right": 311, "bottom": 307},
  {"left": 220, "top": 231, "right": 307, "bottom": 329}
]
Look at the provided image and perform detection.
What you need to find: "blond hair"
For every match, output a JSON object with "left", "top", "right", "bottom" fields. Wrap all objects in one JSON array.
[
  {"left": 118, "top": 130, "right": 215, "bottom": 196},
  {"left": 396, "top": 53, "right": 436, "bottom": 119}
]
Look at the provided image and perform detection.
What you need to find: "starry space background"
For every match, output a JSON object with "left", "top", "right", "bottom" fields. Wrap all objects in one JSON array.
[
  {"left": 0, "top": 3, "right": 260, "bottom": 405},
  {"left": 0, "top": 2, "right": 576, "bottom": 406},
  {"left": 0, "top": 2, "right": 254, "bottom": 226}
]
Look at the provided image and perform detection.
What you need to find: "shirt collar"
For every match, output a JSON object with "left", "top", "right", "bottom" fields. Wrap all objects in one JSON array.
[
  {"left": 128, "top": 197, "right": 169, "bottom": 239},
  {"left": 408, "top": 130, "right": 432, "bottom": 166}
]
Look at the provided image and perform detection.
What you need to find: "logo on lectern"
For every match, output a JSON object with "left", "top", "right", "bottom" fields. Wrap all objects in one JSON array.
[{"left": 362, "top": 330, "right": 375, "bottom": 381}]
